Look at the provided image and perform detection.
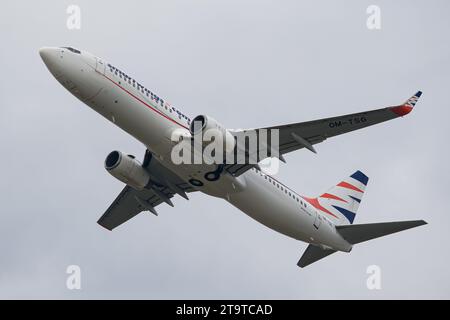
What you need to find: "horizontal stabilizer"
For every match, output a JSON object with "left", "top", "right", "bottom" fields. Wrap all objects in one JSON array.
[
  {"left": 336, "top": 220, "right": 427, "bottom": 244},
  {"left": 297, "top": 244, "right": 336, "bottom": 268}
]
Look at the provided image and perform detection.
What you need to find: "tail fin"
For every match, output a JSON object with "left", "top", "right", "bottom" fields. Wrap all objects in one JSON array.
[
  {"left": 303, "top": 170, "right": 369, "bottom": 225},
  {"left": 336, "top": 220, "right": 427, "bottom": 244}
]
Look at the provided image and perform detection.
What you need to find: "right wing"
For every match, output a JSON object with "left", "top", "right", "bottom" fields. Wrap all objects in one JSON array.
[{"left": 225, "top": 91, "right": 422, "bottom": 177}]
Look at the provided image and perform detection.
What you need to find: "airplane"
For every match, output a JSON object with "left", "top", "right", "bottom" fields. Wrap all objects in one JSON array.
[{"left": 39, "top": 46, "right": 427, "bottom": 267}]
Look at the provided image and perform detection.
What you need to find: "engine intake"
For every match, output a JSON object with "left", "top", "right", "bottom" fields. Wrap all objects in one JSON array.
[
  {"left": 189, "top": 114, "right": 235, "bottom": 154},
  {"left": 105, "top": 150, "right": 151, "bottom": 190},
  {"left": 189, "top": 115, "right": 207, "bottom": 135}
]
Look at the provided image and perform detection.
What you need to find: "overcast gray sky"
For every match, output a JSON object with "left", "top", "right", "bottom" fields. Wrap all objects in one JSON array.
[{"left": 1, "top": 0, "right": 449, "bottom": 299}]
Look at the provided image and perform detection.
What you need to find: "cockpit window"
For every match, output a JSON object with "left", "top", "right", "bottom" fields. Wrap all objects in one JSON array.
[{"left": 61, "top": 47, "right": 81, "bottom": 54}]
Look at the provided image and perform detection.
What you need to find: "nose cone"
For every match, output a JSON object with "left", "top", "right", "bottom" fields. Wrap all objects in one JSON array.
[
  {"left": 39, "top": 47, "right": 65, "bottom": 80},
  {"left": 39, "top": 47, "right": 58, "bottom": 68},
  {"left": 39, "top": 46, "right": 103, "bottom": 101}
]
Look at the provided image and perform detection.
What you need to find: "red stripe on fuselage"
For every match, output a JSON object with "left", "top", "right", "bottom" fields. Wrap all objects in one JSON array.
[{"left": 101, "top": 73, "right": 189, "bottom": 130}]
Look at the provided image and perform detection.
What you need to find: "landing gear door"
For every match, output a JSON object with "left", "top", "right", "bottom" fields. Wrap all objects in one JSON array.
[
  {"left": 96, "top": 57, "right": 106, "bottom": 74},
  {"left": 313, "top": 212, "right": 322, "bottom": 229}
]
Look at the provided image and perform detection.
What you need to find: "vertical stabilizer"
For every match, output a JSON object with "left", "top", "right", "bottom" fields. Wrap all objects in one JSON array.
[{"left": 303, "top": 170, "right": 369, "bottom": 225}]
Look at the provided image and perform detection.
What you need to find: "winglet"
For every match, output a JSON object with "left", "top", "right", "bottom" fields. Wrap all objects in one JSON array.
[{"left": 390, "top": 91, "right": 422, "bottom": 117}]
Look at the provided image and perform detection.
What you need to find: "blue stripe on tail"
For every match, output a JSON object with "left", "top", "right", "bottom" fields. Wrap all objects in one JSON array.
[
  {"left": 350, "top": 170, "right": 369, "bottom": 186},
  {"left": 332, "top": 206, "right": 356, "bottom": 224},
  {"left": 349, "top": 196, "right": 361, "bottom": 203}
]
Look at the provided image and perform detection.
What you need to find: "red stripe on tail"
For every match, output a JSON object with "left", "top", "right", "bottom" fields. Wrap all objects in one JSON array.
[
  {"left": 337, "top": 181, "right": 364, "bottom": 193},
  {"left": 302, "top": 197, "right": 339, "bottom": 219},
  {"left": 320, "top": 193, "right": 347, "bottom": 202}
]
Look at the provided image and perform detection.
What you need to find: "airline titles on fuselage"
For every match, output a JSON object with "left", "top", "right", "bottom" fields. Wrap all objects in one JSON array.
[{"left": 107, "top": 63, "right": 191, "bottom": 126}]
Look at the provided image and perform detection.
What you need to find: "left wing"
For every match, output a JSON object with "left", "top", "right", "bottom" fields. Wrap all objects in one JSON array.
[
  {"left": 97, "top": 185, "right": 170, "bottom": 230},
  {"left": 98, "top": 150, "right": 196, "bottom": 231},
  {"left": 225, "top": 91, "right": 422, "bottom": 176}
]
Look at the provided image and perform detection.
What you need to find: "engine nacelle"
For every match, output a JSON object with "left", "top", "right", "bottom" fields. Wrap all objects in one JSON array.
[
  {"left": 104, "top": 151, "right": 151, "bottom": 190},
  {"left": 189, "top": 115, "right": 235, "bottom": 153}
]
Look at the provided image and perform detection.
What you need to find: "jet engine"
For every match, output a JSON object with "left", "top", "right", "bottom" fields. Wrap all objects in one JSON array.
[
  {"left": 104, "top": 150, "right": 150, "bottom": 190},
  {"left": 189, "top": 115, "right": 235, "bottom": 153}
]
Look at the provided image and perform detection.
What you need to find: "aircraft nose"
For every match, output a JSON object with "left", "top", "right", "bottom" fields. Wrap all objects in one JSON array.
[{"left": 39, "top": 47, "right": 58, "bottom": 66}]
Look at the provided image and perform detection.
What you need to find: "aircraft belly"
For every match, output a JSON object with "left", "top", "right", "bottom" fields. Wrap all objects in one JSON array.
[{"left": 227, "top": 172, "right": 313, "bottom": 243}]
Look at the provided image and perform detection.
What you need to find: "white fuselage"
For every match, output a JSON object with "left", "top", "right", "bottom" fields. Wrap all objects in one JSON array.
[{"left": 40, "top": 47, "right": 352, "bottom": 252}]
